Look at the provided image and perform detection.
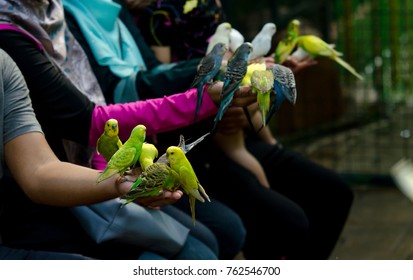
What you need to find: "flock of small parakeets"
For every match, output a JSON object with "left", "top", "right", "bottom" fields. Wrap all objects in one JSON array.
[
  {"left": 95, "top": 18, "right": 364, "bottom": 225},
  {"left": 96, "top": 119, "right": 210, "bottom": 225},
  {"left": 191, "top": 18, "right": 364, "bottom": 132}
]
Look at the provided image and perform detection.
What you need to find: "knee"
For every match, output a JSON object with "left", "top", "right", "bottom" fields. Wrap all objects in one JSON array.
[{"left": 216, "top": 208, "right": 247, "bottom": 259}]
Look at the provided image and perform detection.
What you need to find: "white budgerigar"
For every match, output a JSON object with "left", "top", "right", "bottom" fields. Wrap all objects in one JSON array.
[
  {"left": 206, "top": 22, "right": 232, "bottom": 54},
  {"left": 249, "top": 22, "right": 277, "bottom": 61},
  {"left": 229, "top": 27, "right": 245, "bottom": 53}
]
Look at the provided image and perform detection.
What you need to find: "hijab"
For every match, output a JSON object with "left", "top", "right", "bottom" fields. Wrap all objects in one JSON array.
[
  {"left": 0, "top": 0, "right": 106, "bottom": 105},
  {"left": 62, "top": 0, "right": 147, "bottom": 78}
]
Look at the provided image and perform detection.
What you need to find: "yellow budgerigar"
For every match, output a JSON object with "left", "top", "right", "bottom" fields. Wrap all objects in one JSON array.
[
  {"left": 166, "top": 146, "right": 210, "bottom": 225},
  {"left": 96, "top": 124, "right": 146, "bottom": 183},
  {"left": 96, "top": 118, "right": 123, "bottom": 163},
  {"left": 241, "top": 62, "right": 267, "bottom": 87},
  {"left": 138, "top": 142, "right": 158, "bottom": 171}
]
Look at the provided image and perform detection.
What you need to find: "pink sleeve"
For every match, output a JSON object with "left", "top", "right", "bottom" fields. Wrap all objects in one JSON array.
[{"left": 89, "top": 86, "right": 217, "bottom": 146}]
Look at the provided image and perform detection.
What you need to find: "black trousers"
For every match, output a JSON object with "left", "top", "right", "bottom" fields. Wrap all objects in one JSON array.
[{"left": 185, "top": 135, "right": 354, "bottom": 260}]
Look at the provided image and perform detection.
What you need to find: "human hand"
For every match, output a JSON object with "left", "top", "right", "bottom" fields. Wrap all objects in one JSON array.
[
  {"left": 282, "top": 56, "right": 317, "bottom": 74},
  {"left": 216, "top": 103, "right": 260, "bottom": 134},
  {"left": 115, "top": 167, "right": 183, "bottom": 209},
  {"left": 134, "top": 190, "right": 183, "bottom": 209},
  {"left": 207, "top": 82, "right": 256, "bottom": 108}
]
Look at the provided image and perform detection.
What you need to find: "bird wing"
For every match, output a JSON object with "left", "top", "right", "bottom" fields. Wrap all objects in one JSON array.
[{"left": 179, "top": 165, "right": 205, "bottom": 202}]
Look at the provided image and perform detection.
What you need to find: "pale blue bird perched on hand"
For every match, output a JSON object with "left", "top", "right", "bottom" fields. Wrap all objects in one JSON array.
[
  {"left": 206, "top": 22, "right": 232, "bottom": 54},
  {"left": 189, "top": 42, "right": 228, "bottom": 122},
  {"left": 212, "top": 42, "right": 253, "bottom": 132},
  {"left": 229, "top": 27, "right": 245, "bottom": 53},
  {"left": 96, "top": 124, "right": 146, "bottom": 183},
  {"left": 249, "top": 23, "right": 277, "bottom": 61}
]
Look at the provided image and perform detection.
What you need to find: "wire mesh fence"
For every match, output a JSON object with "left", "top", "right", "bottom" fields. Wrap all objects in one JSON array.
[{"left": 260, "top": 0, "right": 413, "bottom": 184}]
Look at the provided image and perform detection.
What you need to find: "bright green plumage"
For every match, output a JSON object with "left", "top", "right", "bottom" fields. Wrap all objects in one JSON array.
[
  {"left": 139, "top": 142, "right": 158, "bottom": 171},
  {"left": 274, "top": 19, "right": 300, "bottom": 64},
  {"left": 251, "top": 69, "right": 274, "bottom": 127},
  {"left": 120, "top": 133, "right": 211, "bottom": 206},
  {"left": 96, "top": 124, "right": 146, "bottom": 183},
  {"left": 121, "top": 162, "right": 181, "bottom": 206},
  {"left": 96, "top": 118, "right": 123, "bottom": 162},
  {"left": 296, "top": 35, "right": 364, "bottom": 80},
  {"left": 166, "top": 146, "right": 210, "bottom": 225}
]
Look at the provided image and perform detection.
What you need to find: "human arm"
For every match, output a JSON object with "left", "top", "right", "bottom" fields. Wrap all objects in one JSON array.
[
  {"left": 256, "top": 53, "right": 317, "bottom": 75},
  {"left": 0, "top": 29, "right": 255, "bottom": 150},
  {"left": 5, "top": 132, "right": 125, "bottom": 206},
  {"left": 1, "top": 49, "right": 181, "bottom": 208},
  {"left": 5, "top": 132, "right": 182, "bottom": 207},
  {"left": 89, "top": 81, "right": 256, "bottom": 144},
  {"left": 151, "top": 46, "right": 172, "bottom": 63}
]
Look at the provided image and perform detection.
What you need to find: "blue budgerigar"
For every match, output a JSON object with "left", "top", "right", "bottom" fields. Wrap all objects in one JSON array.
[
  {"left": 190, "top": 42, "right": 228, "bottom": 122},
  {"left": 212, "top": 42, "right": 253, "bottom": 132},
  {"left": 265, "top": 64, "right": 297, "bottom": 126}
]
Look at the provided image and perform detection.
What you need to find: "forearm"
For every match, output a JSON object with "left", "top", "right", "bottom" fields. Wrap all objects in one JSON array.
[
  {"left": 30, "top": 161, "right": 120, "bottom": 206},
  {"left": 5, "top": 133, "right": 122, "bottom": 206},
  {"left": 89, "top": 87, "right": 218, "bottom": 144}
]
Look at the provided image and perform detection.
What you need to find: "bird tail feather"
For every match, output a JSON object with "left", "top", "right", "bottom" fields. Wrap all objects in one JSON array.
[{"left": 333, "top": 56, "right": 364, "bottom": 80}]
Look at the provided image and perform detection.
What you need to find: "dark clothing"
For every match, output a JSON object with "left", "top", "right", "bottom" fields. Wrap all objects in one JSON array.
[
  {"left": 0, "top": 30, "right": 94, "bottom": 162},
  {"left": 0, "top": 30, "right": 219, "bottom": 260},
  {"left": 186, "top": 135, "right": 354, "bottom": 259},
  {"left": 65, "top": 0, "right": 353, "bottom": 259},
  {"left": 134, "top": 0, "right": 226, "bottom": 61},
  {"left": 0, "top": 246, "right": 93, "bottom": 260},
  {"left": 0, "top": 27, "right": 241, "bottom": 260},
  {"left": 65, "top": 1, "right": 247, "bottom": 260}
]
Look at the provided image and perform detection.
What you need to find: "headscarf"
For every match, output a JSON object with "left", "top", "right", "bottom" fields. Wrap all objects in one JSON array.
[
  {"left": 0, "top": 0, "right": 106, "bottom": 105},
  {"left": 62, "top": 0, "right": 147, "bottom": 78}
]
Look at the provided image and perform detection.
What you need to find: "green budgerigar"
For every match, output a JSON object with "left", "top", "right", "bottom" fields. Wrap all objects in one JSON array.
[
  {"left": 166, "top": 146, "right": 210, "bottom": 225},
  {"left": 296, "top": 35, "right": 364, "bottom": 80},
  {"left": 138, "top": 142, "right": 158, "bottom": 171},
  {"left": 96, "top": 124, "right": 146, "bottom": 183},
  {"left": 251, "top": 69, "right": 275, "bottom": 127},
  {"left": 121, "top": 133, "right": 210, "bottom": 206},
  {"left": 274, "top": 19, "right": 300, "bottom": 64},
  {"left": 121, "top": 162, "right": 181, "bottom": 206},
  {"left": 96, "top": 118, "right": 123, "bottom": 162}
]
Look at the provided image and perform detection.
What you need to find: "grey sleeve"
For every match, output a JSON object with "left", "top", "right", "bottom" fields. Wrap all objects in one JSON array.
[{"left": 1, "top": 49, "right": 43, "bottom": 144}]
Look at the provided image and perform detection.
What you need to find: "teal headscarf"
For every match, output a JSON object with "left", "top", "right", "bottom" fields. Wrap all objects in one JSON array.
[{"left": 63, "top": 0, "right": 147, "bottom": 79}]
